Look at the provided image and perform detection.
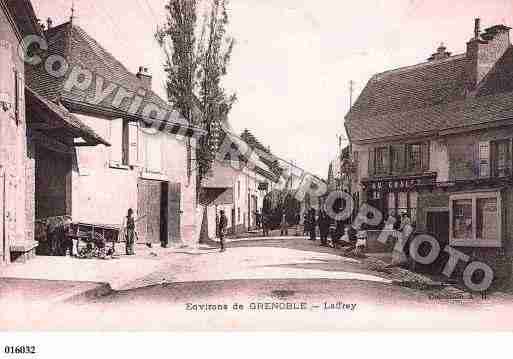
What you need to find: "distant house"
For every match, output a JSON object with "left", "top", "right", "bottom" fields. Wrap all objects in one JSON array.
[
  {"left": 345, "top": 19, "right": 513, "bottom": 280},
  {"left": 1, "top": 0, "right": 109, "bottom": 264},
  {"left": 200, "top": 128, "right": 280, "bottom": 237},
  {"left": 27, "top": 20, "right": 204, "bottom": 247},
  {"left": 326, "top": 145, "right": 351, "bottom": 193}
]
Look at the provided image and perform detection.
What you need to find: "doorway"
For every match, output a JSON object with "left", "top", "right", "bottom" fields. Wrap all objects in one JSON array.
[
  {"left": 138, "top": 179, "right": 167, "bottom": 245},
  {"left": 231, "top": 207, "right": 236, "bottom": 234},
  {"left": 167, "top": 182, "right": 181, "bottom": 244},
  {"left": 425, "top": 210, "right": 450, "bottom": 274}
]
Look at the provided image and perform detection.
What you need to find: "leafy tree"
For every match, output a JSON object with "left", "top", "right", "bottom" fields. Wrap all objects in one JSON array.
[
  {"left": 156, "top": 0, "right": 236, "bottom": 198},
  {"left": 263, "top": 189, "right": 301, "bottom": 228}
]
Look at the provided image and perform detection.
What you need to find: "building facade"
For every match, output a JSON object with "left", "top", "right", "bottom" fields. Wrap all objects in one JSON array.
[
  {"left": 1, "top": 0, "right": 109, "bottom": 264},
  {"left": 0, "top": 0, "right": 32, "bottom": 265},
  {"left": 27, "top": 21, "right": 204, "bottom": 246},
  {"left": 346, "top": 19, "right": 513, "bottom": 282},
  {"left": 202, "top": 141, "right": 280, "bottom": 238}
]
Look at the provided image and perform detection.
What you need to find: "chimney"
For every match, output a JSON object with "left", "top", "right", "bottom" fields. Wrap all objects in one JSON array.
[
  {"left": 428, "top": 43, "right": 451, "bottom": 61},
  {"left": 136, "top": 66, "right": 152, "bottom": 89},
  {"left": 474, "top": 18, "right": 481, "bottom": 39},
  {"left": 465, "top": 18, "right": 511, "bottom": 93},
  {"left": 46, "top": 17, "right": 53, "bottom": 30}
]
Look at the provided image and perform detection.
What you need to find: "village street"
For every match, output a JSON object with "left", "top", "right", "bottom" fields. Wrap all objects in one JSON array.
[{"left": 2, "top": 236, "right": 513, "bottom": 330}]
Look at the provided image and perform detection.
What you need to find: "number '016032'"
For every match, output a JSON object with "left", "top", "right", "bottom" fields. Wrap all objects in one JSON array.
[{"left": 4, "top": 346, "right": 36, "bottom": 355}]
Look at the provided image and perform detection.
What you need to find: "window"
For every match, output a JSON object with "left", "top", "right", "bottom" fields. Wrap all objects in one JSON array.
[
  {"left": 127, "top": 121, "right": 138, "bottom": 166},
  {"left": 370, "top": 143, "right": 428, "bottom": 176},
  {"left": 477, "top": 198, "right": 499, "bottom": 241},
  {"left": 479, "top": 140, "right": 512, "bottom": 178},
  {"left": 479, "top": 142, "right": 490, "bottom": 177},
  {"left": 109, "top": 118, "right": 124, "bottom": 167},
  {"left": 375, "top": 147, "right": 388, "bottom": 174},
  {"left": 145, "top": 133, "right": 162, "bottom": 173},
  {"left": 237, "top": 207, "right": 241, "bottom": 223},
  {"left": 452, "top": 199, "right": 473, "bottom": 240},
  {"left": 390, "top": 145, "right": 402, "bottom": 173},
  {"left": 237, "top": 180, "right": 241, "bottom": 199},
  {"left": 449, "top": 191, "right": 502, "bottom": 247},
  {"left": 495, "top": 140, "right": 511, "bottom": 177},
  {"left": 408, "top": 144, "right": 422, "bottom": 172}
]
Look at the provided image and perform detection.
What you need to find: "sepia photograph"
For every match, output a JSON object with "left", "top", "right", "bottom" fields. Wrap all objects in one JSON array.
[{"left": 1, "top": 0, "right": 513, "bottom": 342}]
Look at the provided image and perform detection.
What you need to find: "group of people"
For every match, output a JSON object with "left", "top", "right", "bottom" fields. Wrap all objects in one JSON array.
[
  {"left": 122, "top": 206, "right": 415, "bottom": 258},
  {"left": 303, "top": 208, "right": 332, "bottom": 247},
  {"left": 302, "top": 208, "right": 415, "bottom": 256}
]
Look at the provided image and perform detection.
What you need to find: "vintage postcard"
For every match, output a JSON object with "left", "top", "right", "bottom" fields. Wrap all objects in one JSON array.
[{"left": 1, "top": 0, "right": 513, "bottom": 334}]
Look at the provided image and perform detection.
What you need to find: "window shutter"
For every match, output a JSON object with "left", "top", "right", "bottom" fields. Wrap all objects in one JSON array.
[
  {"left": 479, "top": 141, "right": 491, "bottom": 177},
  {"left": 14, "top": 69, "right": 19, "bottom": 121},
  {"left": 489, "top": 141, "right": 496, "bottom": 178},
  {"left": 109, "top": 118, "right": 123, "bottom": 165},
  {"left": 368, "top": 148, "right": 375, "bottom": 177},
  {"left": 421, "top": 142, "right": 430, "bottom": 172},
  {"left": 146, "top": 134, "right": 162, "bottom": 173},
  {"left": 385, "top": 146, "right": 391, "bottom": 174},
  {"left": 128, "top": 122, "right": 139, "bottom": 166},
  {"left": 391, "top": 144, "right": 405, "bottom": 173}
]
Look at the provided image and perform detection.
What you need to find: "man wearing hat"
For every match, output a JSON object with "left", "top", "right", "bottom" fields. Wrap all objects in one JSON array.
[
  {"left": 125, "top": 208, "right": 136, "bottom": 255},
  {"left": 218, "top": 210, "right": 228, "bottom": 252}
]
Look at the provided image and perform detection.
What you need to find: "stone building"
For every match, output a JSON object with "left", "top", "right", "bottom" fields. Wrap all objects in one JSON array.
[
  {"left": 201, "top": 130, "right": 280, "bottom": 237},
  {"left": 1, "top": 0, "right": 109, "bottom": 264},
  {"left": 345, "top": 19, "right": 513, "bottom": 281},
  {"left": 27, "top": 20, "right": 204, "bottom": 247}
]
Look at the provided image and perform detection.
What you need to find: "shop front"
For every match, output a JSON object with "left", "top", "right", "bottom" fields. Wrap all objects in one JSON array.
[{"left": 362, "top": 173, "right": 437, "bottom": 228}]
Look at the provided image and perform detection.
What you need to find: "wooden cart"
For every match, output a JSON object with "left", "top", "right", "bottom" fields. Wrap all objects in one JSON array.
[{"left": 69, "top": 222, "right": 121, "bottom": 258}]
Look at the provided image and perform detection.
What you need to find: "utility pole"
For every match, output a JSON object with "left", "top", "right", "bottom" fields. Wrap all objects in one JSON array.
[{"left": 70, "top": 0, "right": 75, "bottom": 22}]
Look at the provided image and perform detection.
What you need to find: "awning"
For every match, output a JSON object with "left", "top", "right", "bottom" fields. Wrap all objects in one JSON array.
[
  {"left": 199, "top": 187, "right": 233, "bottom": 206},
  {"left": 25, "top": 87, "right": 110, "bottom": 147}
]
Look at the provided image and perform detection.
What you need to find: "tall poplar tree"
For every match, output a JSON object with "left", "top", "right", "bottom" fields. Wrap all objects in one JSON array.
[{"left": 156, "top": 0, "right": 236, "bottom": 199}]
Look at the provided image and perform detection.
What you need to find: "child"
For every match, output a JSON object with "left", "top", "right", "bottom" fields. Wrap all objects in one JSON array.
[{"left": 355, "top": 224, "right": 367, "bottom": 256}]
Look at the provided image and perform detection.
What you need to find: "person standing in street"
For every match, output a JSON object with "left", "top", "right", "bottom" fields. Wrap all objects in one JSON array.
[
  {"left": 303, "top": 212, "right": 310, "bottom": 237},
  {"left": 125, "top": 208, "right": 136, "bottom": 255},
  {"left": 255, "top": 210, "right": 261, "bottom": 230},
  {"left": 280, "top": 212, "right": 288, "bottom": 236},
  {"left": 309, "top": 208, "right": 317, "bottom": 241},
  {"left": 319, "top": 210, "right": 330, "bottom": 247},
  {"left": 218, "top": 210, "right": 227, "bottom": 252}
]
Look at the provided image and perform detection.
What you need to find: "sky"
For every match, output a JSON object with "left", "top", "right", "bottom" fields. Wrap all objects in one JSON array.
[{"left": 31, "top": 0, "right": 513, "bottom": 178}]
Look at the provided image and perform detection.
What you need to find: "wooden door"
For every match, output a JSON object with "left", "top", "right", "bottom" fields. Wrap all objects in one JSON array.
[
  {"left": 137, "top": 179, "right": 162, "bottom": 244},
  {"left": 167, "top": 182, "right": 181, "bottom": 243},
  {"left": 231, "top": 208, "right": 235, "bottom": 234},
  {"left": 425, "top": 211, "right": 450, "bottom": 274}
]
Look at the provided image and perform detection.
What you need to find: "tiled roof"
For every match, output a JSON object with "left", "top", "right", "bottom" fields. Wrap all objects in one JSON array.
[
  {"left": 345, "top": 47, "right": 513, "bottom": 142},
  {"left": 26, "top": 22, "right": 204, "bottom": 134},
  {"left": 4, "top": 0, "right": 43, "bottom": 38},
  {"left": 26, "top": 86, "right": 110, "bottom": 146}
]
